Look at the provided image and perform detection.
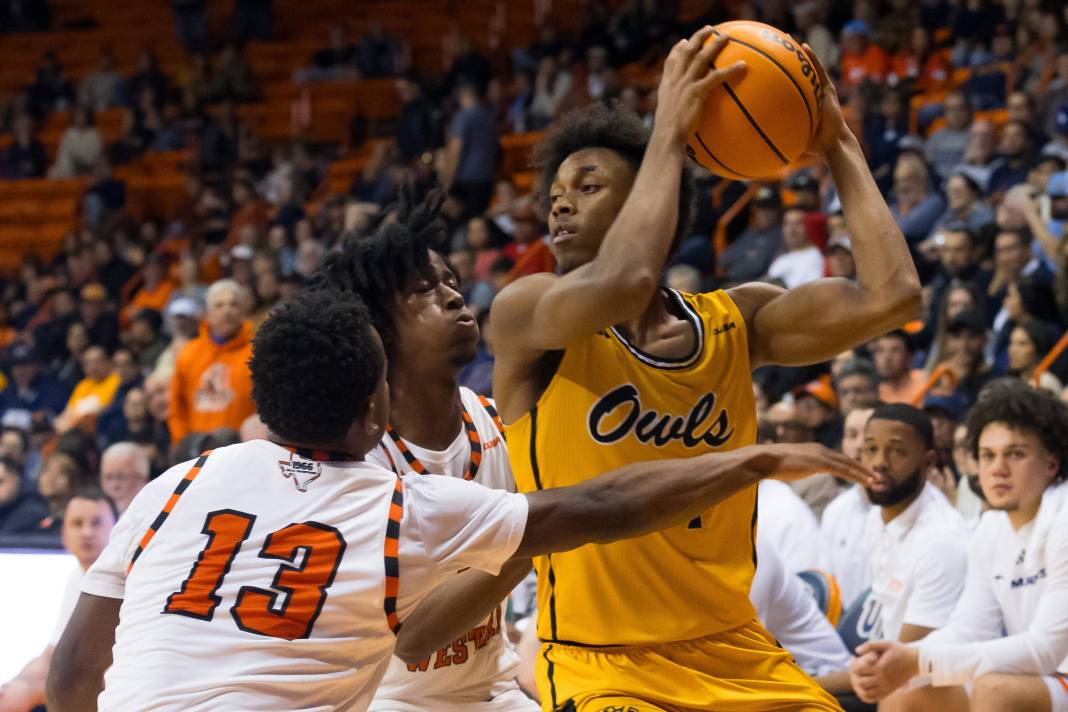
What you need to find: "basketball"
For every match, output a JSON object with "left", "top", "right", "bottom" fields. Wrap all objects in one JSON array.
[{"left": 687, "top": 20, "right": 824, "bottom": 180}]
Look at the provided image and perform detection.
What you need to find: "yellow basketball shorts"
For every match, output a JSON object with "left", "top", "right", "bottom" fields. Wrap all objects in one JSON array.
[{"left": 535, "top": 619, "right": 844, "bottom": 712}]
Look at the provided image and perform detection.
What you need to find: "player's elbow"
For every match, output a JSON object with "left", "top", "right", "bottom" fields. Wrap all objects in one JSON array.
[
  {"left": 600, "top": 267, "right": 659, "bottom": 317},
  {"left": 392, "top": 639, "right": 433, "bottom": 666},
  {"left": 886, "top": 280, "right": 923, "bottom": 324}
]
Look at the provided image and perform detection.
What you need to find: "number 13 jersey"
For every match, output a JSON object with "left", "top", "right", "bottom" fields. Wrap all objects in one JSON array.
[{"left": 83, "top": 439, "right": 528, "bottom": 711}]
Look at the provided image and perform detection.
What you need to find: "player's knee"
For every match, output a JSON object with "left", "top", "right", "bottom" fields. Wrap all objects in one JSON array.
[{"left": 971, "top": 674, "right": 1019, "bottom": 712}]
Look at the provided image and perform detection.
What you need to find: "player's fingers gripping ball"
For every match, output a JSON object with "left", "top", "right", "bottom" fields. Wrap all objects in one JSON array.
[{"left": 686, "top": 21, "right": 824, "bottom": 180}]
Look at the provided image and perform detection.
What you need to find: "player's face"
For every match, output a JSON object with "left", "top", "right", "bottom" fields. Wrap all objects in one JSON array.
[
  {"left": 393, "top": 251, "right": 479, "bottom": 369},
  {"left": 548, "top": 148, "right": 637, "bottom": 274},
  {"left": 61, "top": 497, "right": 116, "bottom": 570},
  {"left": 860, "top": 418, "right": 931, "bottom": 506},
  {"left": 976, "top": 423, "right": 1058, "bottom": 517}
]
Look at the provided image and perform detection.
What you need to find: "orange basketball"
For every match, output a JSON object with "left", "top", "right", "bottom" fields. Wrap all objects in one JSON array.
[{"left": 686, "top": 20, "right": 824, "bottom": 180}]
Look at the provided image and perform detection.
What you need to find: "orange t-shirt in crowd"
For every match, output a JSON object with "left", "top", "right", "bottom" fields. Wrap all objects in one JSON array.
[
  {"left": 504, "top": 238, "right": 557, "bottom": 280},
  {"left": 841, "top": 44, "right": 890, "bottom": 88},
  {"left": 124, "top": 280, "right": 176, "bottom": 324},
  {"left": 878, "top": 369, "right": 928, "bottom": 405},
  {"left": 168, "top": 321, "right": 256, "bottom": 444}
]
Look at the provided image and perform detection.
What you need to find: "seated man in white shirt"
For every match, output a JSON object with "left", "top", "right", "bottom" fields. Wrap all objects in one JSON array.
[
  {"left": 821, "top": 405, "right": 876, "bottom": 610},
  {"left": 858, "top": 403, "right": 970, "bottom": 710},
  {"left": 851, "top": 383, "right": 1068, "bottom": 712},
  {"left": 0, "top": 489, "right": 117, "bottom": 712},
  {"left": 766, "top": 207, "right": 825, "bottom": 289}
]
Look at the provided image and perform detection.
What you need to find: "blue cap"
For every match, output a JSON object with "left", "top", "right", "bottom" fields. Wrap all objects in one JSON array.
[
  {"left": 1056, "top": 104, "right": 1068, "bottom": 136},
  {"left": 923, "top": 394, "right": 968, "bottom": 421},
  {"left": 1048, "top": 171, "right": 1068, "bottom": 198},
  {"left": 843, "top": 19, "right": 870, "bottom": 37}
]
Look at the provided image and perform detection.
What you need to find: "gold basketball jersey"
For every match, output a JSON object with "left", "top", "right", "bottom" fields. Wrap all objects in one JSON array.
[{"left": 508, "top": 289, "right": 759, "bottom": 646}]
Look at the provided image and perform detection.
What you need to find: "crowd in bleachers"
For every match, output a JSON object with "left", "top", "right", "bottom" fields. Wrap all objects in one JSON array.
[{"left": 1, "top": 0, "right": 1068, "bottom": 709}]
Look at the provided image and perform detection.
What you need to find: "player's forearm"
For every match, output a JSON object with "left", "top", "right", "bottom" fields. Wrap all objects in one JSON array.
[
  {"left": 393, "top": 557, "right": 532, "bottom": 664},
  {"left": 815, "top": 669, "right": 854, "bottom": 694},
  {"left": 825, "top": 133, "right": 921, "bottom": 323},
  {"left": 588, "top": 130, "right": 685, "bottom": 306},
  {"left": 516, "top": 448, "right": 767, "bottom": 558}
]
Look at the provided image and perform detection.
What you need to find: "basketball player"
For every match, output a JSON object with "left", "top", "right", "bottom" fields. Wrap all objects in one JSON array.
[
  {"left": 46, "top": 290, "right": 868, "bottom": 711},
  {"left": 488, "top": 29, "right": 921, "bottom": 711},
  {"left": 850, "top": 383, "right": 1068, "bottom": 712},
  {"left": 312, "top": 195, "right": 536, "bottom": 710}
]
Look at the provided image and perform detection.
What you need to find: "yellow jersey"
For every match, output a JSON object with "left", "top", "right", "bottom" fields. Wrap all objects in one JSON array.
[{"left": 507, "top": 289, "right": 759, "bottom": 646}]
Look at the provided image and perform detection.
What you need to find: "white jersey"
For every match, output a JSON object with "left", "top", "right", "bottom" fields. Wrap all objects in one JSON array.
[
  {"left": 367, "top": 388, "right": 535, "bottom": 711},
  {"left": 82, "top": 439, "right": 528, "bottom": 712},
  {"left": 820, "top": 485, "right": 872, "bottom": 608},
  {"left": 751, "top": 532, "right": 851, "bottom": 677},
  {"left": 864, "top": 482, "right": 969, "bottom": 642},
  {"left": 757, "top": 479, "right": 822, "bottom": 573},
  {"left": 917, "top": 482, "right": 1068, "bottom": 686}
]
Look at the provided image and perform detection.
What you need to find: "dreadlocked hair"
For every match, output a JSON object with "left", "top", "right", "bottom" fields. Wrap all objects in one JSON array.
[
  {"left": 310, "top": 185, "right": 446, "bottom": 356},
  {"left": 533, "top": 102, "right": 696, "bottom": 254}
]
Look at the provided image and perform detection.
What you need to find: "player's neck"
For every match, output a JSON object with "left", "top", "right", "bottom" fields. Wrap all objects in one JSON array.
[
  {"left": 388, "top": 367, "right": 463, "bottom": 451},
  {"left": 616, "top": 289, "right": 674, "bottom": 348}
]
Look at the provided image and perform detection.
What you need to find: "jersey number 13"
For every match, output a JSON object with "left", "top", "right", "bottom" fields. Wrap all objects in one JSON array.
[{"left": 162, "top": 509, "right": 346, "bottom": 640}]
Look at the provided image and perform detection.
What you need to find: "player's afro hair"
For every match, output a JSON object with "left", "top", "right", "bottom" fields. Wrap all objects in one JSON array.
[
  {"left": 966, "top": 380, "right": 1068, "bottom": 483},
  {"left": 533, "top": 102, "right": 696, "bottom": 253},
  {"left": 250, "top": 289, "right": 384, "bottom": 444},
  {"left": 310, "top": 186, "right": 445, "bottom": 357}
]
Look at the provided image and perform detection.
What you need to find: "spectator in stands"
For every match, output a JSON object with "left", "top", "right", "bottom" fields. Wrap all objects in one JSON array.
[
  {"left": 0, "top": 113, "right": 46, "bottom": 179},
  {"left": 992, "top": 276, "right": 1061, "bottom": 375},
  {"left": 504, "top": 69, "right": 535, "bottom": 134},
  {"left": 301, "top": 23, "right": 358, "bottom": 81},
  {"left": 1008, "top": 320, "right": 1063, "bottom": 394},
  {"left": 122, "top": 50, "right": 169, "bottom": 109},
  {"left": 936, "top": 175, "right": 993, "bottom": 236},
  {"left": 172, "top": 0, "right": 208, "bottom": 54},
  {"left": 153, "top": 297, "right": 201, "bottom": 383},
  {"left": 0, "top": 426, "right": 29, "bottom": 473},
  {"left": 792, "top": 2, "right": 837, "bottom": 69},
  {"left": 766, "top": 207, "right": 824, "bottom": 289},
  {"left": 98, "top": 441, "right": 149, "bottom": 515},
  {"left": 49, "top": 105, "right": 103, "bottom": 178},
  {"left": 793, "top": 378, "right": 843, "bottom": 451},
  {"left": 54, "top": 345, "right": 119, "bottom": 432},
  {"left": 953, "top": 119, "right": 998, "bottom": 192},
  {"left": 357, "top": 21, "right": 399, "bottom": 78},
  {"left": 122, "top": 255, "right": 173, "bottom": 325},
  {"left": 167, "top": 279, "right": 255, "bottom": 446},
  {"left": 926, "top": 91, "right": 973, "bottom": 180},
  {"left": 873, "top": 330, "right": 926, "bottom": 404},
  {"left": 528, "top": 55, "right": 571, "bottom": 129},
  {"left": 0, "top": 488, "right": 115, "bottom": 711},
  {"left": 937, "top": 310, "right": 993, "bottom": 405},
  {"left": 394, "top": 76, "right": 441, "bottom": 163},
  {"left": 250, "top": 268, "right": 280, "bottom": 330},
  {"left": 1007, "top": 90, "right": 1048, "bottom": 149},
  {"left": 0, "top": 455, "right": 47, "bottom": 534},
  {"left": 93, "top": 239, "right": 135, "bottom": 302},
  {"left": 1042, "top": 105, "right": 1068, "bottom": 163},
  {"left": 826, "top": 235, "right": 856, "bottom": 279},
  {"left": 128, "top": 309, "right": 167, "bottom": 371},
  {"left": 989, "top": 120, "right": 1035, "bottom": 196},
  {"left": 864, "top": 86, "right": 909, "bottom": 191},
  {"left": 198, "top": 100, "right": 242, "bottom": 175},
  {"left": 834, "top": 358, "right": 880, "bottom": 416},
  {"left": 988, "top": 228, "right": 1052, "bottom": 319},
  {"left": 0, "top": 343, "right": 69, "bottom": 424},
  {"left": 35, "top": 452, "right": 81, "bottom": 533},
  {"left": 1039, "top": 50, "right": 1068, "bottom": 137},
  {"left": 77, "top": 282, "right": 119, "bottom": 352},
  {"left": 443, "top": 80, "right": 499, "bottom": 219},
  {"left": 889, "top": 152, "right": 945, "bottom": 243},
  {"left": 25, "top": 50, "right": 73, "bottom": 115},
  {"left": 169, "top": 253, "right": 208, "bottom": 309},
  {"left": 79, "top": 50, "right": 122, "bottom": 111},
  {"left": 720, "top": 186, "right": 783, "bottom": 284},
  {"left": 859, "top": 403, "right": 969, "bottom": 712},
  {"left": 207, "top": 44, "right": 259, "bottom": 104},
  {"left": 852, "top": 386, "right": 1068, "bottom": 711},
  {"left": 839, "top": 20, "right": 888, "bottom": 91}
]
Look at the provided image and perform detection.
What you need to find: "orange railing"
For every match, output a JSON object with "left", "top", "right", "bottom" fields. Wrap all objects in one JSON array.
[
  {"left": 1033, "top": 331, "right": 1068, "bottom": 388},
  {"left": 910, "top": 364, "right": 959, "bottom": 406}
]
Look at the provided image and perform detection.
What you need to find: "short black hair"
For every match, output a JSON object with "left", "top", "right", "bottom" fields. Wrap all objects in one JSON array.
[
  {"left": 250, "top": 289, "right": 384, "bottom": 443},
  {"left": 834, "top": 358, "right": 878, "bottom": 387},
  {"left": 877, "top": 328, "right": 914, "bottom": 353},
  {"left": 310, "top": 188, "right": 443, "bottom": 358},
  {"left": 966, "top": 380, "right": 1068, "bottom": 482},
  {"left": 67, "top": 485, "right": 119, "bottom": 521},
  {"left": 869, "top": 403, "right": 935, "bottom": 450},
  {"left": 533, "top": 102, "right": 695, "bottom": 253}
]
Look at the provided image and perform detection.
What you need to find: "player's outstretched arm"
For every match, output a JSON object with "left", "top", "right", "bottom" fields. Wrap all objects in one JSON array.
[
  {"left": 46, "top": 593, "right": 120, "bottom": 712},
  {"left": 393, "top": 557, "right": 532, "bottom": 664},
  {"left": 490, "top": 28, "right": 745, "bottom": 354},
  {"left": 513, "top": 443, "right": 872, "bottom": 558},
  {"left": 729, "top": 45, "right": 921, "bottom": 370}
]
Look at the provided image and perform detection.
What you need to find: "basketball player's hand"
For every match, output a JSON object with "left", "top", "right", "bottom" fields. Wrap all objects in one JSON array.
[
  {"left": 655, "top": 26, "right": 746, "bottom": 147},
  {"left": 798, "top": 43, "right": 850, "bottom": 160},
  {"left": 850, "top": 641, "right": 919, "bottom": 702},
  {"left": 764, "top": 442, "right": 874, "bottom": 486}
]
